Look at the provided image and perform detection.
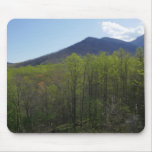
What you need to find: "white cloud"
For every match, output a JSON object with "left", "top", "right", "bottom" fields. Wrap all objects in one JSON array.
[{"left": 101, "top": 21, "right": 144, "bottom": 41}]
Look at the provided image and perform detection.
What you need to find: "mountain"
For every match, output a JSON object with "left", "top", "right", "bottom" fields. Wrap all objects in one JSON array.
[
  {"left": 130, "top": 35, "right": 144, "bottom": 48},
  {"left": 9, "top": 35, "right": 144, "bottom": 67}
]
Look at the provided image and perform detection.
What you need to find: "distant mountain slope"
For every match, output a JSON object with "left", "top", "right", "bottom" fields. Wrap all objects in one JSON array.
[
  {"left": 9, "top": 35, "right": 144, "bottom": 67},
  {"left": 131, "top": 35, "right": 144, "bottom": 48}
]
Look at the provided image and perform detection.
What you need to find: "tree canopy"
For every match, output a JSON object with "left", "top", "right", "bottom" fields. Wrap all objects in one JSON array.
[{"left": 7, "top": 48, "right": 144, "bottom": 133}]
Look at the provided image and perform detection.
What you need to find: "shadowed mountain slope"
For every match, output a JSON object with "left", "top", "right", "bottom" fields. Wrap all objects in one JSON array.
[
  {"left": 130, "top": 35, "right": 144, "bottom": 48},
  {"left": 8, "top": 35, "right": 144, "bottom": 67}
]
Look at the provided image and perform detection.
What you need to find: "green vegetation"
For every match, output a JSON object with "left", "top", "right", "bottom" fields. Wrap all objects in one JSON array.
[{"left": 7, "top": 48, "right": 144, "bottom": 133}]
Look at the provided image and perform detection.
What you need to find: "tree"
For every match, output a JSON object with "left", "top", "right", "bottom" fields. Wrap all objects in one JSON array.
[{"left": 65, "top": 53, "right": 83, "bottom": 130}]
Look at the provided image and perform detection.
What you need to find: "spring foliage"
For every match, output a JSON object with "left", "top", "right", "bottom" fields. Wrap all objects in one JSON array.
[{"left": 7, "top": 48, "right": 144, "bottom": 133}]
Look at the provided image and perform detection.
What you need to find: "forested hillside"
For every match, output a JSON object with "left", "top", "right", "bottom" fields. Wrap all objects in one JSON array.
[{"left": 7, "top": 47, "right": 144, "bottom": 133}]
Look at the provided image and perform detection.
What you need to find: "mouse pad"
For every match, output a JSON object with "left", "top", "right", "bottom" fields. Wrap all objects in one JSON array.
[{"left": 7, "top": 19, "right": 144, "bottom": 133}]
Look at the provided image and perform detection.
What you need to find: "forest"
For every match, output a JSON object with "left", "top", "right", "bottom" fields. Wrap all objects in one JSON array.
[{"left": 7, "top": 47, "right": 144, "bottom": 133}]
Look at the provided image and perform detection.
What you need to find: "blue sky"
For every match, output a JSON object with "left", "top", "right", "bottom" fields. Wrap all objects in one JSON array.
[{"left": 7, "top": 19, "right": 144, "bottom": 63}]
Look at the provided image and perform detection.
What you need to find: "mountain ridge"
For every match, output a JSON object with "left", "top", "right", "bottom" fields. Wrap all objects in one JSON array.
[{"left": 8, "top": 35, "right": 144, "bottom": 67}]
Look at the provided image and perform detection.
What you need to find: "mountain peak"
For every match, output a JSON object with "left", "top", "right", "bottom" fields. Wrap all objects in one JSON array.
[
  {"left": 84, "top": 37, "right": 99, "bottom": 41},
  {"left": 9, "top": 35, "right": 144, "bottom": 67}
]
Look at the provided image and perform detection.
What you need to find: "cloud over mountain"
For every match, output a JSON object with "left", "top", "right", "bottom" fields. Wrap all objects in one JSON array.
[{"left": 101, "top": 21, "right": 144, "bottom": 41}]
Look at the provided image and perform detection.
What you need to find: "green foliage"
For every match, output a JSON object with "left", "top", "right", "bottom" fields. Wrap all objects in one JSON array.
[{"left": 7, "top": 49, "right": 144, "bottom": 133}]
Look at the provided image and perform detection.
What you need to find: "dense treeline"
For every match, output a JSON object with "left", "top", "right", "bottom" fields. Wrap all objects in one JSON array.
[{"left": 7, "top": 48, "right": 144, "bottom": 133}]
